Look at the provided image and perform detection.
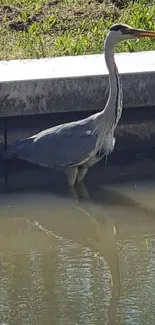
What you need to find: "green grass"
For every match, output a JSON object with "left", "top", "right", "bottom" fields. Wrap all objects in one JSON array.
[{"left": 0, "top": 0, "right": 155, "bottom": 60}]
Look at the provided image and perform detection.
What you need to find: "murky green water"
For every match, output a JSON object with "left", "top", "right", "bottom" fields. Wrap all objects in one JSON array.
[{"left": 1, "top": 176, "right": 155, "bottom": 325}]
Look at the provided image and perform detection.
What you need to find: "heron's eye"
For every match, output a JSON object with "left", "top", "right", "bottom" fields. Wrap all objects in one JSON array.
[{"left": 122, "top": 28, "right": 130, "bottom": 35}]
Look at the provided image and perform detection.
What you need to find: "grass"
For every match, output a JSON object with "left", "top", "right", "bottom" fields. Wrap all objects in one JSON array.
[{"left": 0, "top": 0, "right": 155, "bottom": 60}]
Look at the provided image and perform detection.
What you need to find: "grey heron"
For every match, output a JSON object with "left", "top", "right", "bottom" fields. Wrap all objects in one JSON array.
[{"left": 3, "top": 23, "right": 155, "bottom": 187}]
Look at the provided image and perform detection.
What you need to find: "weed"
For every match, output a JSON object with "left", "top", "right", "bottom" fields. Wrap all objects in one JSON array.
[{"left": 0, "top": 0, "right": 155, "bottom": 60}]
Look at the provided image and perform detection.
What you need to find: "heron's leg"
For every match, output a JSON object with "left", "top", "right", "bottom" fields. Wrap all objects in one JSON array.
[
  {"left": 76, "top": 167, "right": 88, "bottom": 183},
  {"left": 68, "top": 186, "right": 78, "bottom": 201},
  {"left": 65, "top": 167, "right": 78, "bottom": 187},
  {"left": 76, "top": 181, "right": 90, "bottom": 199}
]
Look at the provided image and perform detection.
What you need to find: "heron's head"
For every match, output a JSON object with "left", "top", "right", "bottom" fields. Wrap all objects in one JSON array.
[{"left": 106, "top": 23, "right": 155, "bottom": 44}]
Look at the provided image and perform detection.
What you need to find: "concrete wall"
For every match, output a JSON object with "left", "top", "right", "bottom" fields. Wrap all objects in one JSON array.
[{"left": 0, "top": 51, "right": 155, "bottom": 117}]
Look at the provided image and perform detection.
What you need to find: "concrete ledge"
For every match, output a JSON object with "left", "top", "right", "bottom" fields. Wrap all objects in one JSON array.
[{"left": 0, "top": 51, "right": 155, "bottom": 117}]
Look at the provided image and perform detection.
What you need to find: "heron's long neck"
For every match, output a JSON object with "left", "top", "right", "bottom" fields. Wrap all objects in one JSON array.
[{"left": 98, "top": 38, "right": 123, "bottom": 127}]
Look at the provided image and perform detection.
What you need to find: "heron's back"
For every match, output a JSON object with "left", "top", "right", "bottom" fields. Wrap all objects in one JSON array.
[{"left": 2, "top": 118, "right": 98, "bottom": 168}]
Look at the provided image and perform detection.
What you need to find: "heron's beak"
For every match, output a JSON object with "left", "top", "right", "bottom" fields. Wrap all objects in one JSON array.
[{"left": 131, "top": 28, "right": 155, "bottom": 38}]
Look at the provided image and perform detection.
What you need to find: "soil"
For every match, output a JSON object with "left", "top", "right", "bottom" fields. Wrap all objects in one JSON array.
[{"left": 0, "top": 0, "right": 122, "bottom": 32}]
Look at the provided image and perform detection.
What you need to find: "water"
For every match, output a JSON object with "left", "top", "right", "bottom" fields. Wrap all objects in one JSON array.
[{"left": 1, "top": 171, "right": 155, "bottom": 325}]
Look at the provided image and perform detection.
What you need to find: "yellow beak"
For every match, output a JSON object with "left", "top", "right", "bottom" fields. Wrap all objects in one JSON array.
[{"left": 131, "top": 28, "right": 155, "bottom": 38}]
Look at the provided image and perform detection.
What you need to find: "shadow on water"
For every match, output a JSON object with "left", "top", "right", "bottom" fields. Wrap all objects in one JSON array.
[{"left": 1, "top": 160, "right": 155, "bottom": 324}]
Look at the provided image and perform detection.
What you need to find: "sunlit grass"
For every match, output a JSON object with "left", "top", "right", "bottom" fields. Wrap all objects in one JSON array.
[{"left": 0, "top": 0, "right": 155, "bottom": 60}]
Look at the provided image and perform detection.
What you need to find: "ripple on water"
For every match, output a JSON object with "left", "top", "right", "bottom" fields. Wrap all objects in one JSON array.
[
  {"left": 117, "top": 236, "right": 155, "bottom": 325},
  {"left": 0, "top": 243, "right": 112, "bottom": 325}
]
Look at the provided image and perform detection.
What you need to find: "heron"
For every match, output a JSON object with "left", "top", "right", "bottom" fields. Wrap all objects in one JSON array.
[{"left": 3, "top": 23, "right": 155, "bottom": 187}]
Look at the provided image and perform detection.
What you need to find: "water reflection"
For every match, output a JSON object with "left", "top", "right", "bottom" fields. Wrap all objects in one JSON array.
[
  {"left": 1, "top": 170, "right": 155, "bottom": 324},
  {"left": 116, "top": 237, "right": 155, "bottom": 325}
]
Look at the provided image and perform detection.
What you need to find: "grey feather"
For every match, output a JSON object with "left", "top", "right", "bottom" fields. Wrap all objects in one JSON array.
[{"left": 4, "top": 118, "right": 98, "bottom": 167}]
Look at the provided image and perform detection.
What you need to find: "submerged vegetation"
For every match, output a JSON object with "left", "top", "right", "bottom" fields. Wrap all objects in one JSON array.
[{"left": 0, "top": 0, "right": 155, "bottom": 60}]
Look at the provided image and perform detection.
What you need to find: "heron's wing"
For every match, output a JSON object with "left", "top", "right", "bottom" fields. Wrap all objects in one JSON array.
[{"left": 4, "top": 121, "right": 97, "bottom": 167}]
